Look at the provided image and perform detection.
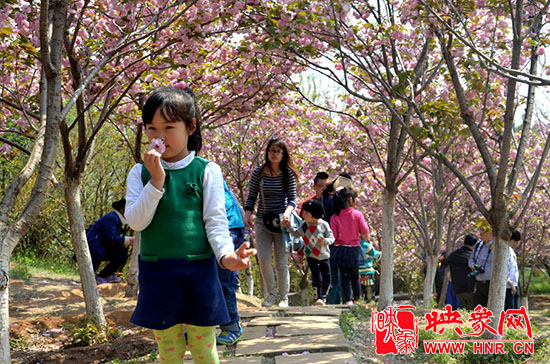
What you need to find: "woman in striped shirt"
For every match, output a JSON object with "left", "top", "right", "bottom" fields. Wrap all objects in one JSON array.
[{"left": 244, "top": 138, "right": 298, "bottom": 308}]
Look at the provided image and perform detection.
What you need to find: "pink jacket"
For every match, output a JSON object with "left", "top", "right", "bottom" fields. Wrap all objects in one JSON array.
[{"left": 330, "top": 207, "right": 369, "bottom": 247}]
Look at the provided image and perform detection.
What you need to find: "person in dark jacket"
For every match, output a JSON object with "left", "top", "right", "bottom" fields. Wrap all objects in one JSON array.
[
  {"left": 86, "top": 198, "right": 134, "bottom": 284},
  {"left": 444, "top": 234, "right": 477, "bottom": 310}
]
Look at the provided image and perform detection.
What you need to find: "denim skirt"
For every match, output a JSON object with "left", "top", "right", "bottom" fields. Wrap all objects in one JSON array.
[
  {"left": 330, "top": 245, "right": 365, "bottom": 267},
  {"left": 130, "top": 255, "right": 229, "bottom": 330}
]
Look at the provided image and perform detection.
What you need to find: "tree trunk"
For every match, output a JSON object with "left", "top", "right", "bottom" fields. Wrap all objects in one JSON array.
[
  {"left": 438, "top": 274, "right": 450, "bottom": 308},
  {"left": 300, "top": 271, "right": 310, "bottom": 306},
  {"left": 0, "top": 90, "right": 50, "bottom": 363},
  {"left": 486, "top": 236, "right": 509, "bottom": 338},
  {"left": 520, "top": 294, "right": 528, "bottom": 313},
  {"left": 125, "top": 233, "right": 140, "bottom": 297},
  {"left": 0, "top": 234, "right": 15, "bottom": 362},
  {"left": 64, "top": 177, "right": 107, "bottom": 329},
  {"left": 378, "top": 188, "right": 396, "bottom": 310},
  {"left": 0, "top": 0, "right": 69, "bottom": 352},
  {"left": 423, "top": 254, "right": 438, "bottom": 307},
  {"left": 302, "top": 261, "right": 310, "bottom": 306}
]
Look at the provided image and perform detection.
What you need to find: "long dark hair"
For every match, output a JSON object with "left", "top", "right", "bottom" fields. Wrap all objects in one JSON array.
[
  {"left": 261, "top": 138, "right": 299, "bottom": 192},
  {"left": 142, "top": 85, "right": 202, "bottom": 153},
  {"left": 334, "top": 187, "right": 357, "bottom": 215}
]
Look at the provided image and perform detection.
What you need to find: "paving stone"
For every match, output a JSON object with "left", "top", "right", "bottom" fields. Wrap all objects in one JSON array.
[
  {"left": 276, "top": 324, "right": 341, "bottom": 337},
  {"left": 239, "top": 308, "right": 275, "bottom": 318},
  {"left": 242, "top": 325, "right": 269, "bottom": 340},
  {"left": 220, "top": 355, "right": 262, "bottom": 363},
  {"left": 270, "top": 306, "right": 348, "bottom": 316},
  {"left": 236, "top": 332, "right": 349, "bottom": 356},
  {"left": 247, "top": 315, "right": 340, "bottom": 327},
  {"left": 275, "top": 351, "right": 354, "bottom": 363}
]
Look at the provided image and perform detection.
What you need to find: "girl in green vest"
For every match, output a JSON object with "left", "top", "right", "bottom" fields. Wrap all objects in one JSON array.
[{"left": 125, "top": 84, "right": 256, "bottom": 364}]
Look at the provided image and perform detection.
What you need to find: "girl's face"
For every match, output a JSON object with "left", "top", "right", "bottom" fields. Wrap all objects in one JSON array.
[
  {"left": 145, "top": 108, "right": 196, "bottom": 162},
  {"left": 267, "top": 145, "right": 284, "bottom": 167}
]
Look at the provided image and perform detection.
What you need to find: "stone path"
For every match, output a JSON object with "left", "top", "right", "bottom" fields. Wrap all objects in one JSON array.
[
  {"left": 217, "top": 305, "right": 355, "bottom": 363},
  {"left": 140, "top": 298, "right": 356, "bottom": 363}
]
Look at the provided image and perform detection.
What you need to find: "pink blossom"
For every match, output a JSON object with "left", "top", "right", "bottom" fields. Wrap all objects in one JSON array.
[
  {"left": 392, "top": 30, "right": 404, "bottom": 41},
  {"left": 174, "top": 81, "right": 187, "bottom": 90},
  {"left": 150, "top": 138, "right": 166, "bottom": 154}
]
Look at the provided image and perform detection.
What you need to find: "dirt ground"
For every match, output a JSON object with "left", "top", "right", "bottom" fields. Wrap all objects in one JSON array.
[{"left": 9, "top": 275, "right": 262, "bottom": 364}]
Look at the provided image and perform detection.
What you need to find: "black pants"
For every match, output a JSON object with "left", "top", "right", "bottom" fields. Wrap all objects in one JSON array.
[
  {"left": 504, "top": 286, "right": 520, "bottom": 311},
  {"left": 339, "top": 265, "right": 361, "bottom": 302},
  {"left": 95, "top": 244, "right": 129, "bottom": 278},
  {"left": 307, "top": 257, "right": 330, "bottom": 300},
  {"left": 457, "top": 291, "right": 475, "bottom": 310},
  {"left": 473, "top": 280, "right": 490, "bottom": 308}
]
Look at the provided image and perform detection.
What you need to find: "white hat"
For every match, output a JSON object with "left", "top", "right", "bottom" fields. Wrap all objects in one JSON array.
[{"left": 333, "top": 175, "right": 352, "bottom": 190}]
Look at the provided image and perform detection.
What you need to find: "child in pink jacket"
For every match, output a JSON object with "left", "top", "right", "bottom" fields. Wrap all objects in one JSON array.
[{"left": 329, "top": 187, "right": 370, "bottom": 305}]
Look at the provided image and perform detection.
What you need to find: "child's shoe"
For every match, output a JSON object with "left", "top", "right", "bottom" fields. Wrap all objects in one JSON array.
[
  {"left": 278, "top": 299, "right": 289, "bottom": 308},
  {"left": 216, "top": 325, "right": 243, "bottom": 346},
  {"left": 262, "top": 295, "right": 277, "bottom": 307},
  {"left": 344, "top": 301, "right": 354, "bottom": 306},
  {"left": 315, "top": 298, "right": 326, "bottom": 306},
  {"left": 104, "top": 275, "right": 122, "bottom": 283},
  {"left": 95, "top": 275, "right": 108, "bottom": 285}
]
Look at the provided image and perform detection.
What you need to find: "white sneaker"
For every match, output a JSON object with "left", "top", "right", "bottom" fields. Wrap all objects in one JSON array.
[
  {"left": 278, "top": 299, "right": 289, "bottom": 308},
  {"left": 315, "top": 298, "right": 326, "bottom": 306},
  {"left": 262, "top": 295, "right": 277, "bottom": 307}
]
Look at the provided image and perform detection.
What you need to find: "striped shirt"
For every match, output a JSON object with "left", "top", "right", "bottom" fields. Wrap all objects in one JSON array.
[{"left": 245, "top": 167, "right": 297, "bottom": 218}]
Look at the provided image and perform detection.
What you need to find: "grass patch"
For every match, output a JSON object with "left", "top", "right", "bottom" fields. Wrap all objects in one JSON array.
[
  {"left": 411, "top": 325, "right": 535, "bottom": 364},
  {"left": 529, "top": 271, "right": 550, "bottom": 294},
  {"left": 533, "top": 338, "right": 550, "bottom": 363},
  {"left": 340, "top": 303, "right": 373, "bottom": 339},
  {"left": 10, "top": 254, "right": 79, "bottom": 280},
  {"left": 10, "top": 333, "right": 33, "bottom": 350}
]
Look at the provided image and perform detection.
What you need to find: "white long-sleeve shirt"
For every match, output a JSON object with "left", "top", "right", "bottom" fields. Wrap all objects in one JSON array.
[{"left": 125, "top": 151, "right": 234, "bottom": 264}]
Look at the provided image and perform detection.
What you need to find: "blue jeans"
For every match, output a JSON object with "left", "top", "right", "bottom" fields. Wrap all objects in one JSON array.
[
  {"left": 326, "top": 260, "right": 343, "bottom": 304},
  {"left": 217, "top": 227, "right": 244, "bottom": 331}
]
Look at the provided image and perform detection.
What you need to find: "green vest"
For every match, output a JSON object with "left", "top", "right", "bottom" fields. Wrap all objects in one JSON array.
[{"left": 140, "top": 157, "right": 212, "bottom": 261}]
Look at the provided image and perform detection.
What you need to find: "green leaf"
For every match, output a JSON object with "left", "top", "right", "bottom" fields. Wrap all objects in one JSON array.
[{"left": 0, "top": 27, "right": 13, "bottom": 35}]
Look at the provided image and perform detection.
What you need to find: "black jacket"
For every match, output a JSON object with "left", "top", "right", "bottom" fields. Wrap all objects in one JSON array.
[{"left": 445, "top": 246, "right": 475, "bottom": 294}]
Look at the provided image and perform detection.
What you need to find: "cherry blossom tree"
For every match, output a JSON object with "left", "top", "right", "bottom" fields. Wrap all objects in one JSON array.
[
  {"left": 401, "top": 0, "right": 550, "bottom": 332},
  {"left": 511, "top": 121, "right": 550, "bottom": 311},
  {"left": 246, "top": 0, "right": 448, "bottom": 310},
  {"left": 0, "top": 1, "right": 70, "bottom": 361},
  {"left": 396, "top": 152, "right": 481, "bottom": 306},
  {"left": 1, "top": 1, "right": 302, "bottom": 360}
]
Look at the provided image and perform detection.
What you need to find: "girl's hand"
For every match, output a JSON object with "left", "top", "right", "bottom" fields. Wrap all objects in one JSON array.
[
  {"left": 244, "top": 211, "right": 254, "bottom": 228},
  {"left": 144, "top": 149, "right": 165, "bottom": 190},
  {"left": 220, "top": 241, "right": 257, "bottom": 271}
]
